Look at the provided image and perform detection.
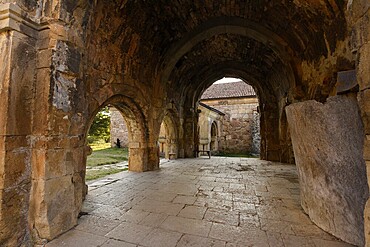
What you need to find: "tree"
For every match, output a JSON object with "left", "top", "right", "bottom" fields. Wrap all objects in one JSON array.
[{"left": 88, "top": 106, "right": 111, "bottom": 143}]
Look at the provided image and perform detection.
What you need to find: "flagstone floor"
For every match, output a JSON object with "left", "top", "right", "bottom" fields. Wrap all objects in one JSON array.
[{"left": 46, "top": 157, "right": 352, "bottom": 247}]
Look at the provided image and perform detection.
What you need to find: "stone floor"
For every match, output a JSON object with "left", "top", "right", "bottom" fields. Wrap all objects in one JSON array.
[{"left": 46, "top": 157, "right": 353, "bottom": 247}]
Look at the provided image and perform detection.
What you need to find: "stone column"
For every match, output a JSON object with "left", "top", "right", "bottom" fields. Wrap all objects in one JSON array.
[
  {"left": 128, "top": 142, "right": 149, "bottom": 171},
  {"left": 182, "top": 111, "right": 198, "bottom": 158},
  {"left": 147, "top": 141, "right": 160, "bottom": 170},
  {"left": 28, "top": 28, "right": 86, "bottom": 243},
  {"left": 129, "top": 107, "right": 161, "bottom": 172},
  {"left": 0, "top": 3, "right": 40, "bottom": 246},
  {"left": 259, "top": 103, "right": 282, "bottom": 161}
]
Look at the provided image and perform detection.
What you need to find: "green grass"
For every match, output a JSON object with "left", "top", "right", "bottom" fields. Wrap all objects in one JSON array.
[
  {"left": 85, "top": 143, "right": 129, "bottom": 181},
  {"left": 86, "top": 168, "right": 128, "bottom": 181},
  {"left": 87, "top": 146, "right": 129, "bottom": 167}
]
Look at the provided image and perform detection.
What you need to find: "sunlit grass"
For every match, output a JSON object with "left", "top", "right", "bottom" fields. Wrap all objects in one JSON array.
[
  {"left": 86, "top": 168, "right": 128, "bottom": 181},
  {"left": 87, "top": 147, "right": 128, "bottom": 167},
  {"left": 86, "top": 141, "right": 129, "bottom": 181},
  {"left": 89, "top": 142, "right": 111, "bottom": 151}
]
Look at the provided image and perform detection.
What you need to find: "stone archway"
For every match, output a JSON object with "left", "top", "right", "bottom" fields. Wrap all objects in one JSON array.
[
  {"left": 159, "top": 111, "right": 179, "bottom": 160},
  {"left": 0, "top": 1, "right": 369, "bottom": 246},
  {"left": 26, "top": 91, "right": 154, "bottom": 243},
  {"left": 91, "top": 97, "right": 149, "bottom": 173},
  {"left": 188, "top": 65, "right": 289, "bottom": 163}
]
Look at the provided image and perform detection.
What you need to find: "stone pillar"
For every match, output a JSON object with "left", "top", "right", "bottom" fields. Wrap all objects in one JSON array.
[
  {"left": 147, "top": 141, "right": 160, "bottom": 170},
  {"left": 286, "top": 95, "right": 368, "bottom": 246},
  {"left": 128, "top": 143, "right": 149, "bottom": 172},
  {"left": 0, "top": 3, "right": 39, "bottom": 246},
  {"left": 259, "top": 103, "right": 282, "bottom": 161},
  {"left": 182, "top": 112, "right": 198, "bottom": 158},
  {"left": 28, "top": 28, "right": 86, "bottom": 243},
  {"left": 128, "top": 142, "right": 159, "bottom": 172}
]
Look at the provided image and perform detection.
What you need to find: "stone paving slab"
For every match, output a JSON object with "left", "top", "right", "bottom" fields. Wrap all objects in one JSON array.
[{"left": 47, "top": 157, "right": 353, "bottom": 247}]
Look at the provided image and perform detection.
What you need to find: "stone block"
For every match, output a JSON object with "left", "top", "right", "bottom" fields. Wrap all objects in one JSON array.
[
  {"left": 4, "top": 32, "right": 36, "bottom": 136},
  {"left": 1, "top": 135, "right": 28, "bottom": 151},
  {"left": 365, "top": 198, "right": 370, "bottom": 246},
  {"left": 37, "top": 48, "right": 53, "bottom": 69},
  {"left": 33, "top": 68, "right": 52, "bottom": 135},
  {"left": 358, "top": 89, "right": 370, "bottom": 134},
  {"left": 47, "top": 112, "right": 72, "bottom": 135},
  {"left": 129, "top": 147, "right": 147, "bottom": 172},
  {"left": 351, "top": 9, "right": 370, "bottom": 50},
  {"left": 348, "top": 0, "right": 370, "bottom": 24},
  {"left": 0, "top": 32, "right": 11, "bottom": 136},
  {"left": 31, "top": 148, "right": 74, "bottom": 180},
  {"left": 365, "top": 140, "right": 370, "bottom": 161},
  {"left": 366, "top": 161, "right": 370, "bottom": 188},
  {"left": 32, "top": 175, "right": 78, "bottom": 240},
  {"left": 1, "top": 146, "right": 31, "bottom": 189},
  {"left": 286, "top": 95, "right": 368, "bottom": 246},
  {"left": 358, "top": 43, "right": 370, "bottom": 91},
  {"left": 0, "top": 184, "right": 31, "bottom": 247}
]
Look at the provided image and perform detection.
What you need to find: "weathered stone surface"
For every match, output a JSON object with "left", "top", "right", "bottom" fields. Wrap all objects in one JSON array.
[
  {"left": 354, "top": 8, "right": 370, "bottom": 246},
  {"left": 31, "top": 175, "right": 79, "bottom": 240},
  {"left": 0, "top": 27, "right": 36, "bottom": 246},
  {"left": 0, "top": 1, "right": 369, "bottom": 246},
  {"left": 286, "top": 95, "right": 368, "bottom": 246}
]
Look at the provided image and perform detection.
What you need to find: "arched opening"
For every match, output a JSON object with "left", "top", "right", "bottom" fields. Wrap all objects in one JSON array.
[
  {"left": 159, "top": 112, "right": 179, "bottom": 160},
  {"left": 158, "top": 122, "right": 166, "bottom": 158},
  {"left": 79, "top": 93, "right": 152, "bottom": 193},
  {"left": 84, "top": 106, "right": 129, "bottom": 182},
  {"left": 4, "top": 1, "right": 367, "bottom": 247},
  {"left": 198, "top": 77, "right": 260, "bottom": 158}
]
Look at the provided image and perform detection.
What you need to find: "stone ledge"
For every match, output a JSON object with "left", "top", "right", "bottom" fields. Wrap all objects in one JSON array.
[{"left": 0, "top": 3, "right": 48, "bottom": 38}]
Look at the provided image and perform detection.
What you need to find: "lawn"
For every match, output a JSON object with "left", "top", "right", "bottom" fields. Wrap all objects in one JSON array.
[
  {"left": 87, "top": 146, "right": 129, "bottom": 167},
  {"left": 86, "top": 168, "right": 128, "bottom": 181},
  {"left": 86, "top": 142, "right": 129, "bottom": 181}
]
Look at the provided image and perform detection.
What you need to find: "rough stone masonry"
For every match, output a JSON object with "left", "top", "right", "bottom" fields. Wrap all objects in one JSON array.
[{"left": 0, "top": 0, "right": 369, "bottom": 246}]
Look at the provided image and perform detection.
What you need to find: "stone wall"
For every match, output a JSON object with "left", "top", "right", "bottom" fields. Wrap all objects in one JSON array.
[
  {"left": 0, "top": 1, "right": 367, "bottom": 246},
  {"left": 201, "top": 97, "right": 259, "bottom": 154},
  {"left": 347, "top": 0, "right": 370, "bottom": 245},
  {"left": 110, "top": 107, "right": 129, "bottom": 148}
]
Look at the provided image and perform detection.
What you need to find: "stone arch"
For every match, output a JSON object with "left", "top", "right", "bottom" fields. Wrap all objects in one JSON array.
[
  {"left": 181, "top": 63, "right": 291, "bottom": 162},
  {"left": 160, "top": 17, "right": 298, "bottom": 87},
  {"left": 159, "top": 111, "right": 179, "bottom": 159},
  {"left": 85, "top": 94, "right": 149, "bottom": 172},
  {"left": 1, "top": 1, "right": 368, "bottom": 246},
  {"left": 27, "top": 83, "right": 158, "bottom": 244}
]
